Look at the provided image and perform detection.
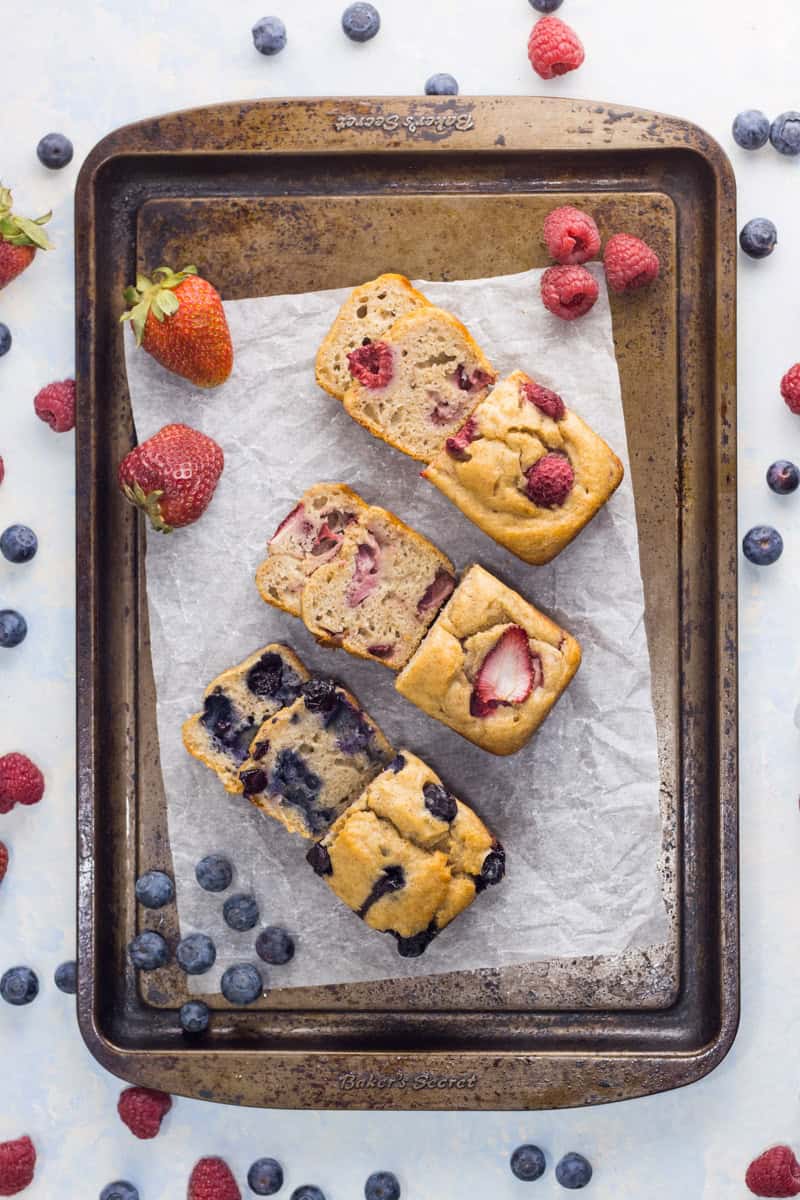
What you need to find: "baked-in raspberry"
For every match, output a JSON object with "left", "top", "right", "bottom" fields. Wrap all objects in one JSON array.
[
  {"left": 780, "top": 364, "right": 800, "bottom": 414},
  {"left": 0, "top": 842, "right": 7, "bottom": 886},
  {"left": 117, "top": 1086, "right": 172, "bottom": 1140},
  {"left": 33, "top": 379, "right": 75, "bottom": 432},
  {"left": 347, "top": 341, "right": 394, "bottom": 389},
  {"left": 0, "top": 754, "right": 45, "bottom": 815},
  {"left": 543, "top": 205, "right": 601, "bottom": 265},
  {"left": 525, "top": 453, "right": 575, "bottom": 507},
  {"left": 188, "top": 1157, "right": 242, "bottom": 1200},
  {"left": 527, "top": 15, "right": 584, "bottom": 79},
  {"left": 444, "top": 415, "right": 479, "bottom": 460},
  {"left": 522, "top": 381, "right": 566, "bottom": 421},
  {"left": 0, "top": 1134, "right": 36, "bottom": 1196},
  {"left": 604, "top": 234, "right": 660, "bottom": 292},
  {"left": 746, "top": 1145, "right": 800, "bottom": 1197},
  {"left": 540, "top": 265, "right": 598, "bottom": 320}
]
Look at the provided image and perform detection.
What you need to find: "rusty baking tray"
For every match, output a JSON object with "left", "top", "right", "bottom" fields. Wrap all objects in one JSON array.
[{"left": 75, "top": 97, "right": 738, "bottom": 1109}]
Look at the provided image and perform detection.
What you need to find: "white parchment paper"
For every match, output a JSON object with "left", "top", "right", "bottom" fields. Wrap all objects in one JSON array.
[{"left": 124, "top": 267, "right": 669, "bottom": 992}]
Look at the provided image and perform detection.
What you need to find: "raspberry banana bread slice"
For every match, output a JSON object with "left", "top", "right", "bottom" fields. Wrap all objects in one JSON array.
[
  {"left": 316, "top": 273, "right": 430, "bottom": 401},
  {"left": 182, "top": 644, "right": 310, "bottom": 792},
  {"left": 342, "top": 306, "right": 496, "bottom": 462},
  {"left": 238, "top": 679, "right": 394, "bottom": 838},
  {"left": 422, "top": 370, "right": 624, "bottom": 564},
  {"left": 306, "top": 749, "right": 505, "bottom": 956},
  {"left": 395, "top": 564, "right": 581, "bottom": 755}
]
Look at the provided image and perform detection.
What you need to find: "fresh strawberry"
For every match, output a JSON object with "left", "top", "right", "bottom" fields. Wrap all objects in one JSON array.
[
  {"left": 0, "top": 186, "right": 53, "bottom": 291},
  {"left": 120, "top": 265, "right": 233, "bottom": 388},
  {"left": 187, "top": 1157, "right": 241, "bottom": 1200},
  {"left": 470, "top": 626, "right": 542, "bottom": 718},
  {"left": 746, "top": 1146, "right": 800, "bottom": 1197},
  {"left": 0, "top": 1134, "right": 36, "bottom": 1196},
  {"left": 346, "top": 538, "right": 381, "bottom": 606},
  {"left": 117, "top": 1086, "right": 172, "bottom": 1140},
  {"left": 118, "top": 423, "right": 224, "bottom": 533}
]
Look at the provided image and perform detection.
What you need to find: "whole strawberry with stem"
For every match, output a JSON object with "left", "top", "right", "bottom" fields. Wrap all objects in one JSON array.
[
  {"left": 120, "top": 264, "right": 233, "bottom": 388},
  {"left": 118, "top": 423, "right": 224, "bottom": 533},
  {"left": 0, "top": 185, "right": 53, "bottom": 291}
]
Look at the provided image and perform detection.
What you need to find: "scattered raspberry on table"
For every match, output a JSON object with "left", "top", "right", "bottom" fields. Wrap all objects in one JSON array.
[
  {"left": 746, "top": 1145, "right": 800, "bottom": 1197},
  {"left": 0, "top": 841, "right": 7, "bottom": 886},
  {"left": 0, "top": 754, "right": 45, "bottom": 814},
  {"left": 34, "top": 379, "right": 75, "bottom": 432},
  {"left": 543, "top": 205, "right": 600, "bottom": 265},
  {"left": 780, "top": 364, "right": 800, "bottom": 414},
  {"left": 527, "top": 15, "right": 584, "bottom": 79},
  {"left": 188, "top": 1157, "right": 242, "bottom": 1200},
  {"left": 117, "top": 1086, "right": 172, "bottom": 1140},
  {"left": 540, "top": 265, "right": 599, "bottom": 320},
  {"left": 604, "top": 233, "right": 660, "bottom": 292},
  {"left": 0, "top": 1134, "right": 36, "bottom": 1197}
]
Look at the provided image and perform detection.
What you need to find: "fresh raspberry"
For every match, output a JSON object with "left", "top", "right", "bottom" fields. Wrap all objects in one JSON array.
[
  {"left": 0, "top": 457, "right": 4, "bottom": 486},
  {"left": 522, "top": 381, "right": 566, "bottom": 421},
  {"left": 188, "top": 1157, "right": 241, "bottom": 1200},
  {"left": 0, "top": 1135, "right": 36, "bottom": 1196},
  {"left": 527, "top": 16, "right": 584, "bottom": 79},
  {"left": 525, "top": 453, "right": 575, "bottom": 507},
  {"left": 117, "top": 1086, "right": 172, "bottom": 1140},
  {"left": 347, "top": 341, "right": 394, "bottom": 389},
  {"left": 780, "top": 364, "right": 800, "bottom": 415},
  {"left": 0, "top": 754, "right": 45, "bottom": 815},
  {"left": 540, "top": 265, "right": 598, "bottom": 320},
  {"left": 746, "top": 1146, "right": 800, "bottom": 1197},
  {"left": 33, "top": 379, "right": 75, "bottom": 433},
  {"left": 543, "top": 205, "right": 601, "bottom": 265},
  {"left": 603, "top": 234, "right": 660, "bottom": 292},
  {"left": 0, "top": 842, "right": 7, "bottom": 886}
]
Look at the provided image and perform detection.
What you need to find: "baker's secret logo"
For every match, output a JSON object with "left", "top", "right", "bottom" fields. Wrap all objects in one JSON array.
[
  {"left": 338, "top": 1071, "right": 479, "bottom": 1091},
  {"left": 333, "top": 110, "right": 475, "bottom": 136}
]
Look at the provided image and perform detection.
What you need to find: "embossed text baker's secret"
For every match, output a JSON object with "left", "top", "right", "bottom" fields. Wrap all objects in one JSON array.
[
  {"left": 338, "top": 1071, "right": 479, "bottom": 1091},
  {"left": 333, "top": 111, "right": 475, "bottom": 135}
]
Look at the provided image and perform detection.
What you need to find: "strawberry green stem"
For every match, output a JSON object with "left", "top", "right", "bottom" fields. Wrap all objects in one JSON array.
[
  {"left": 119, "top": 264, "right": 198, "bottom": 345},
  {"left": 0, "top": 184, "right": 53, "bottom": 250}
]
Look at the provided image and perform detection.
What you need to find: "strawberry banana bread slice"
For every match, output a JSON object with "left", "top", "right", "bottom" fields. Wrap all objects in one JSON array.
[
  {"left": 182, "top": 644, "right": 310, "bottom": 792},
  {"left": 300, "top": 504, "right": 456, "bottom": 670},
  {"left": 342, "top": 305, "right": 496, "bottom": 462},
  {"left": 306, "top": 749, "right": 505, "bottom": 957},
  {"left": 423, "top": 370, "right": 624, "bottom": 564},
  {"left": 255, "top": 483, "right": 367, "bottom": 617},
  {"left": 315, "top": 273, "right": 430, "bottom": 401},
  {"left": 238, "top": 678, "right": 394, "bottom": 838},
  {"left": 395, "top": 564, "right": 581, "bottom": 756}
]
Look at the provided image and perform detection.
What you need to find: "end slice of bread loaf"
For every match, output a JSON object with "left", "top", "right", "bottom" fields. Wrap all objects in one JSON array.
[{"left": 316, "top": 273, "right": 430, "bottom": 401}]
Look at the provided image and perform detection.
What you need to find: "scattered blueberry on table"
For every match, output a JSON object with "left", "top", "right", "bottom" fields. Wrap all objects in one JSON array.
[
  {"left": 510, "top": 1144, "right": 546, "bottom": 1181},
  {"left": 341, "top": 2, "right": 380, "bottom": 42},
  {"left": 0, "top": 965, "right": 39, "bottom": 1006},
  {"left": 222, "top": 892, "right": 260, "bottom": 931},
  {"left": 555, "top": 1152, "right": 593, "bottom": 1189},
  {"left": 739, "top": 218, "right": 777, "bottom": 259},
  {"left": 134, "top": 869, "right": 175, "bottom": 909},
  {"left": 255, "top": 925, "right": 295, "bottom": 965},
  {"left": 252, "top": 15, "right": 287, "bottom": 55},
  {"left": 36, "top": 132, "right": 73, "bottom": 169},
  {"left": 54, "top": 960, "right": 77, "bottom": 994},
  {"left": 743, "top": 525, "right": 784, "bottom": 565},
  {"left": 529, "top": 0, "right": 563, "bottom": 9},
  {"left": 128, "top": 930, "right": 170, "bottom": 971},
  {"left": 179, "top": 1000, "right": 210, "bottom": 1035},
  {"left": 0, "top": 322, "right": 11, "bottom": 356},
  {"left": 770, "top": 111, "right": 800, "bottom": 155},
  {"left": 0, "top": 524, "right": 38, "bottom": 564},
  {"left": 248, "top": 1157, "right": 285, "bottom": 1196},
  {"left": 364, "top": 1170, "right": 401, "bottom": 1200},
  {"left": 767, "top": 460, "right": 799, "bottom": 495},
  {"left": 425, "top": 73, "right": 459, "bottom": 96},
  {"left": 195, "top": 852, "right": 233, "bottom": 892},
  {"left": 220, "top": 962, "right": 263, "bottom": 1005},
  {"left": 291, "top": 1188, "right": 326, "bottom": 1200},
  {"left": 0, "top": 609, "right": 28, "bottom": 648},
  {"left": 175, "top": 932, "right": 217, "bottom": 975},
  {"left": 100, "top": 1183, "right": 140, "bottom": 1200},
  {"left": 732, "top": 109, "right": 770, "bottom": 150}
]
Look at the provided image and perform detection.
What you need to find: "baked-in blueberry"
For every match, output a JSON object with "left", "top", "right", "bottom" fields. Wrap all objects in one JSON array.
[
  {"left": 135, "top": 869, "right": 175, "bottom": 909},
  {"left": 201, "top": 689, "right": 236, "bottom": 742},
  {"left": 220, "top": 962, "right": 263, "bottom": 1005},
  {"left": 195, "top": 853, "right": 233, "bottom": 892},
  {"left": 389, "top": 754, "right": 406, "bottom": 773},
  {"left": 223, "top": 893, "right": 260, "bottom": 931},
  {"left": 307, "top": 843, "right": 333, "bottom": 876},
  {"left": 270, "top": 748, "right": 323, "bottom": 811},
  {"left": 0, "top": 965, "right": 39, "bottom": 1005},
  {"left": 475, "top": 845, "right": 506, "bottom": 891},
  {"left": 364, "top": 1171, "right": 401, "bottom": 1200},
  {"left": 248, "top": 1158, "right": 284, "bottom": 1196},
  {"left": 252, "top": 15, "right": 287, "bottom": 55},
  {"left": 100, "top": 1183, "right": 140, "bottom": 1200},
  {"left": 555, "top": 1152, "right": 592, "bottom": 1189},
  {"left": 357, "top": 866, "right": 405, "bottom": 918},
  {"left": 767, "top": 460, "right": 800, "bottom": 495},
  {"left": 742, "top": 525, "right": 783, "bottom": 565},
  {"left": 175, "top": 933, "right": 217, "bottom": 975},
  {"left": 341, "top": 2, "right": 380, "bottom": 41},
  {"left": 128, "top": 931, "right": 169, "bottom": 971},
  {"left": 0, "top": 323, "right": 11, "bottom": 356},
  {"left": 247, "top": 651, "right": 284, "bottom": 697},
  {"left": 241, "top": 767, "right": 268, "bottom": 795},
  {"left": 324, "top": 696, "right": 374, "bottom": 755},
  {"left": 37, "top": 132, "right": 74, "bottom": 168},
  {"left": 54, "top": 960, "right": 77, "bottom": 994},
  {"left": 394, "top": 927, "right": 436, "bottom": 958},
  {"left": 255, "top": 925, "right": 295, "bottom": 965},
  {"left": 771, "top": 111, "right": 800, "bottom": 156},
  {"left": 425, "top": 73, "right": 458, "bottom": 96},
  {"left": 0, "top": 524, "right": 38, "bottom": 563},
  {"left": 732, "top": 109, "right": 770, "bottom": 150},
  {"left": 422, "top": 781, "right": 457, "bottom": 822},
  {"left": 510, "top": 1144, "right": 546, "bottom": 1181},
  {"left": 739, "top": 217, "right": 777, "bottom": 259},
  {"left": 301, "top": 676, "right": 339, "bottom": 713},
  {"left": 179, "top": 1000, "right": 210, "bottom": 1034},
  {"left": 0, "top": 609, "right": 27, "bottom": 648}
]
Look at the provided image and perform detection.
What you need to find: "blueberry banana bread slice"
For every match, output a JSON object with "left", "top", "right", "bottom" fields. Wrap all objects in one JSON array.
[
  {"left": 300, "top": 504, "right": 456, "bottom": 670},
  {"left": 342, "top": 306, "right": 496, "bottom": 462},
  {"left": 422, "top": 370, "right": 624, "bottom": 564},
  {"left": 395, "top": 564, "right": 581, "bottom": 756},
  {"left": 238, "top": 678, "right": 394, "bottom": 838},
  {"left": 182, "top": 644, "right": 310, "bottom": 792},
  {"left": 306, "top": 750, "right": 505, "bottom": 956},
  {"left": 315, "top": 273, "right": 430, "bottom": 401},
  {"left": 255, "top": 483, "right": 367, "bottom": 617}
]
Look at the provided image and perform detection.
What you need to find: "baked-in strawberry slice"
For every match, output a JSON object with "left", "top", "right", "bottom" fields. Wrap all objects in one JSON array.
[
  {"left": 269, "top": 502, "right": 313, "bottom": 550},
  {"left": 470, "top": 626, "right": 542, "bottom": 718},
  {"left": 346, "top": 538, "right": 381, "bottom": 606},
  {"left": 417, "top": 568, "right": 456, "bottom": 615}
]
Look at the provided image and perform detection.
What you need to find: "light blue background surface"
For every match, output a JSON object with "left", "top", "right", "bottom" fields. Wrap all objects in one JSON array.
[{"left": 1, "top": 1, "right": 799, "bottom": 1195}]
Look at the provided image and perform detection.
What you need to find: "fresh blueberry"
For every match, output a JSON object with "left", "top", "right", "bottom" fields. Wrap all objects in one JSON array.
[
  {"left": 0, "top": 524, "right": 38, "bottom": 564},
  {"left": 195, "top": 853, "right": 233, "bottom": 892},
  {"left": 223, "top": 892, "right": 260, "bottom": 932},
  {"left": 732, "top": 109, "right": 770, "bottom": 150},
  {"left": 743, "top": 524, "right": 783, "bottom": 565},
  {"left": 179, "top": 1000, "right": 210, "bottom": 1034},
  {"left": 425, "top": 73, "right": 458, "bottom": 96},
  {"left": 0, "top": 609, "right": 27, "bottom": 648},
  {"left": 176, "top": 933, "right": 216, "bottom": 975},
  {"left": 291, "top": 1189, "right": 326, "bottom": 1200},
  {"left": 220, "top": 962, "right": 263, "bottom": 1005},
  {"left": 555, "top": 1152, "right": 593, "bottom": 1189},
  {"left": 252, "top": 15, "right": 287, "bottom": 55},
  {"left": 510, "top": 1144, "right": 546, "bottom": 1181},
  {"left": 767, "top": 460, "right": 800, "bottom": 494},
  {"left": 0, "top": 323, "right": 11, "bottom": 356},
  {"left": 301, "top": 676, "right": 338, "bottom": 713},
  {"left": 739, "top": 218, "right": 777, "bottom": 259},
  {"left": 128, "top": 931, "right": 169, "bottom": 971},
  {"left": 134, "top": 869, "right": 175, "bottom": 909},
  {"left": 54, "top": 960, "right": 77, "bottom": 994},
  {"left": 255, "top": 925, "right": 295, "bottom": 965},
  {"left": 770, "top": 111, "right": 800, "bottom": 156},
  {"left": 0, "top": 965, "right": 39, "bottom": 1006},
  {"left": 100, "top": 1183, "right": 140, "bottom": 1200},
  {"left": 342, "top": 2, "right": 380, "bottom": 41},
  {"left": 528, "top": 0, "right": 563, "bottom": 9},
  {"left": 248, "top": 1158, "right": 285, "bottom": 1195},
  {"left": 37, "top": 132, "right": 74, "bottom": 169},
  {"left": 364, "top": 1171, "right": 400, "bottom": 1200}
]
